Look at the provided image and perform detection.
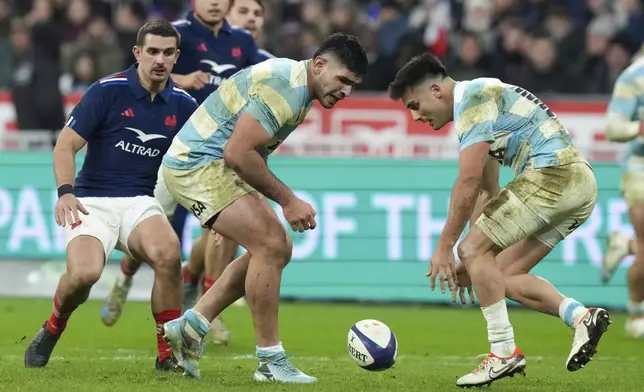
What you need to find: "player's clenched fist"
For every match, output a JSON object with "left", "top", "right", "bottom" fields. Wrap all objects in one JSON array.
[
  {"left": 55, "top": 194, "right": 89, "bottom": 227},
  {"left": 282, "top": 197, "right": 317, "bottom": 232}
]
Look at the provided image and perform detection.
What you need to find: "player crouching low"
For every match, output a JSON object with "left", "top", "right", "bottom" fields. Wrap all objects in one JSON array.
[
  {"left": 388, "top": 53, "right": 611, "bottom": 388},
  {"left": 160, "top": 33, "right": 367, "bottom": 382},
  {"left": 24, "top": 20, "right": 198, "bottom": 371}
]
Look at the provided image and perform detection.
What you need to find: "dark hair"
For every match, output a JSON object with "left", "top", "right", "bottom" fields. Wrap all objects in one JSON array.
[
  {"left": 136, "top": 19, "right": 180, "bottom": 48},
  {"left": 230, "top": 0, "right": 265, "bottom": 11},
  {"left": 313, "top": 32, "right": 368, "bottom": 78},
  {"left": 388, "top": 52, "right": 447, "bottom": 100},
  {"left": 250, "top": 0, "right": 265, "bottom": 10}
]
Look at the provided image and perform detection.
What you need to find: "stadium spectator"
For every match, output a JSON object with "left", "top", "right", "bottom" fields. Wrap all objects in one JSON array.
[
  {"left": 60, "top": 49, "right": 98, "bottom": 92},
  {"left": 4, "top": 0, "right": 644, "bottom": 103},
  {"left": 445, "top": 31, "right": 491, "bottom": 81},
  {"left": 9, "top": 4, "right": 65, "bottom": 135},
  {"left": 0, "top": 0, "right": 10, "bottom": 88},
  {"left": 113, "top": 0, "right": 147, "bottom": 69},
  {"left": 488, "top": 17, "right": 527, "bottom": 81},
  {"left": 544, "top": 5, "right": 585, "bottom": 66},
  {"left": 581, "top": 15, "right": 621, "bottom": 94},
  {"left": 507, "top": 33, "right": 582, "bottom": 94},
  {"left": 62, "top": 15, "right": 123, "bottom": 79}
]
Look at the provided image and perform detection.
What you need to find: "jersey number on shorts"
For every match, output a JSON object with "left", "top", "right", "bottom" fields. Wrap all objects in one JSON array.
[
  {"left": 190, "top": 201, "right": 206, "bottom": 217},
  {"left": 512, "top": 86, "right": 556, "bottom": 119}
]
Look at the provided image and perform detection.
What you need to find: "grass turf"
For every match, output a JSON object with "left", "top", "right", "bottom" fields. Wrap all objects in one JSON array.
[{"left": 0, "top": 298, "right": 640, "bottom": 391}]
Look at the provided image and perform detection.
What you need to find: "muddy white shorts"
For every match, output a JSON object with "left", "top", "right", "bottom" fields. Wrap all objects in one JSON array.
[{"left": 154, "top": 165, "right": 178, "bottom": 218}]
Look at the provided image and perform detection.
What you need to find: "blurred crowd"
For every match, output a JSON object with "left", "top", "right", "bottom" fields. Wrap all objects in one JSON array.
[{"left": 1, "top": 0, "right": 644, "bottom": 131}]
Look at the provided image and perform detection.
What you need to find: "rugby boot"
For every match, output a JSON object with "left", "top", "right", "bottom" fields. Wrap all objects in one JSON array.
[
  {"left": 101, "top": 275, "right": 132, "bottom": 326},
  {"left": 25, "top": 322, "right": 61, "bottom": 368},
  {"left": 253, "top": 344, "right": 317, "bottom": 384},
  {"left": 456, "top": 348, "right": 526, "bottom": 388},
  {"left": 566, "top": 307, "right": 611, "bottom": 371},
  {"left": 155, "top": 355, "right": 182, "bottom": 372},
  {"left": 162, "top": 309, "right": 208, "bottom": 378},
  {"left": 210, "top": 315, "right": 231, "bottom": 345}
]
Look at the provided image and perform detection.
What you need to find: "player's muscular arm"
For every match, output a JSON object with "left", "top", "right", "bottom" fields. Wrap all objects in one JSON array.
[
  {"left": 605, "top": 112, "right": 643, "bottom": 141},
  {"left": 605, "top": 79, "right": 643, "bottom": 141},
  {"left": 438, "top": 142, "right": 491, "bottom": 249},
  {"left": 469, "top": 157, "right": 500, "bottom": 226},
  {"left": 224, "top": 112, "right": 296, "bottom": 206},
  {"left": 53, "top": 126, "right": 88, "bottom": 187}
]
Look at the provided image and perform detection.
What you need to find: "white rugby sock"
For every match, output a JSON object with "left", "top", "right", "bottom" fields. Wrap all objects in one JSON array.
[
  {"left": 482, "top": 299, "right": 516, "bottom": 358},
  {"left": 559, "top": 298, "right": 588, "bottom": 327},
  {"left": 627, "top": 300, "right": 644, "bottom": 316},
  {"left": 256, "top": 341, "right": 284, "bottom": 356}
]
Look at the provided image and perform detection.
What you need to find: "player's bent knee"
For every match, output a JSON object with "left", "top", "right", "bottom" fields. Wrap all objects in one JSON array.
[
  {"left": 67, "top": 260, "right": 103, "bottom": 288},
  {"left": 146, "top": 239, "right": 182, "bottom": 276},
  {"left": 256, "top": 227, "right": 292, "bottom": 267},
  {"left": 457, "top": 227, "right": 502, "bottom": 265},
  {"left": 456, "top": 241, "right": 475, "bottom": 265},
  {"left": 65, "top": 235, "right": 105, "bottom": 287}
]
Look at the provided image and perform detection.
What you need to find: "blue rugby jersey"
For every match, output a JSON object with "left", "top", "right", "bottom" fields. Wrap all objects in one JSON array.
[
  {"left": 65, "top": 64, "right": 198, "bottom": 197},
  {"left": 172, "top": 12, "right": 271, "bottom": 104}
]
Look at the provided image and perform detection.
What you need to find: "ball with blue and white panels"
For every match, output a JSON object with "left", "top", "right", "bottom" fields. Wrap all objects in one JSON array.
[{"left": 347, "top": 319, "right": 398, "bottom": 371}]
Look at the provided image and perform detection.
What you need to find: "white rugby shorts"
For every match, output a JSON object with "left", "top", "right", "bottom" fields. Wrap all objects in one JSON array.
[{"left": 63, "top": 195, "right": 165, "bottom": 259}]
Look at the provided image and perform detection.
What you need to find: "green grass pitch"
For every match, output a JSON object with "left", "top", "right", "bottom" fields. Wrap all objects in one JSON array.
[{"left": 0, "top": 298, "right": 641, "bottom": 391}]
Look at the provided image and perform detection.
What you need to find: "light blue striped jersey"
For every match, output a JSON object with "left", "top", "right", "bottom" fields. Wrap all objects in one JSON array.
[
  {"left": 454, "top": 78, "right": 586, "bottom": 174},
  {"left": 606, "top": 57, "right": 644, "bottom": 173},
  {"left": 163, "top": 58, "right": 313, "bottom": 170}
]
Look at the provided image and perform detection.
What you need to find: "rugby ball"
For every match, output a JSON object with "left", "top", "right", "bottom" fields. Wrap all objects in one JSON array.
[{"left": 347, "top": 319, "right": 398, "bottom": 371}]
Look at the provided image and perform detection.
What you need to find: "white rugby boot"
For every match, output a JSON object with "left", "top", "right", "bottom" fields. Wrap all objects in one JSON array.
[
  {"left": 566, "top": 308, "right": 611, "bottom": 371},
  {"left": 456, "top": 347, "right": 526, "bottom": 388}
]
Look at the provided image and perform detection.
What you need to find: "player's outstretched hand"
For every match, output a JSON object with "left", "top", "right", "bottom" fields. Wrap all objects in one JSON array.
[
  {"left": 453, "top": 262, "right": 476, "bottom": 305},
  {"left": 282, "top": 197, "right": 317, "bottom": 233},
  {"left": 458, "top": 284, "right": 476, "bottom": 305},
  {"left": 427, "top": 247, "right": 458, "bottom": 302},
  {"left": 55, "top": 194, "right": 89, "bottom": 227}
]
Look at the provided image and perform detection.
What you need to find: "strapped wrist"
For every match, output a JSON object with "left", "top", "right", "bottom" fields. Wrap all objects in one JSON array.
[{"left": 57, "top": 184, "right": 74, "bottom": 198}]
